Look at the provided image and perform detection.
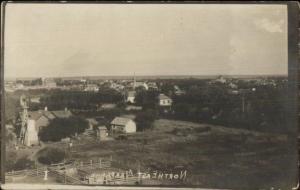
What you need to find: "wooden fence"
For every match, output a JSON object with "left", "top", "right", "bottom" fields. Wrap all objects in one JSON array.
[
  {"left": 48, "top": 168, "right": 85, "bottom": 185},
  {"left": 5, "top": 157, "right": 146, "bottom": 185},
  {"left": 5, "top": 157, "right": 112, "bottom": 184}
]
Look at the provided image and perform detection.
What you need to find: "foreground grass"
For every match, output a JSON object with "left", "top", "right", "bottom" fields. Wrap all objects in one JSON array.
[{"left": 67, "top": 119, "right": 297, "bottom": 189}]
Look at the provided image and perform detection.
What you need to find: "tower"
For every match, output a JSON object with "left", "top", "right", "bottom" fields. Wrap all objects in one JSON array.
[
  {"left": 19, "top": 95, "right": 29, "bottom": 144},
  {"left": 24, "top": 119, "right": 39, "bottom": 146}
]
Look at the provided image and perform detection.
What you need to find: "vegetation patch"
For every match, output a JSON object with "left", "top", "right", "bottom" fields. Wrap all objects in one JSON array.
[
  {"left": 37, "top": 147, "right": 67, "bottom": 165},
  {"left": 39, "top": 116, "right": 88, "bottom": 142}
]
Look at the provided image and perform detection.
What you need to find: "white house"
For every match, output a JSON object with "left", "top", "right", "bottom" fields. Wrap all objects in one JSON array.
[
  {"left": 133, "top": 81, "right": 148, "bottom": 90},
  {"left": 43, "top": 78, "right": 57, "bottom": 88},
  {"left": 84, "top": 84, "right": 99, "bottom": 92},
  {"left": 110, "top": 117, "right": 136, "bottom": 133},
  {"left": 126, "top": 91, "right": 136, "bottom": 104},
  {"left": 158, "top": 94, "right": 172, "bottom": 106}
]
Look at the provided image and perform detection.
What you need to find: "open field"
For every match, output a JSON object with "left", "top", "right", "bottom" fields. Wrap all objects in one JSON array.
[{"left": 65, "top": 119, "right": 297, "bottom": 189}]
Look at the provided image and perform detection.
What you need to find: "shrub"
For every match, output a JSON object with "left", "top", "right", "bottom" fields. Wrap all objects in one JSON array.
[
  {"left": 135, "top": 109, "right": 157, "bottom": 131},
  {"left": 13, "top": 157, "right": 35, "bottom": 170},
  {"left": 37, "top": 147, "right": 66, "bottom": 165}
]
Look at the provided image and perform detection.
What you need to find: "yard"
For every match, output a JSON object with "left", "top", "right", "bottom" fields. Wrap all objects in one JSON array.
[{"left": 67, "top": 119, "right": 297, "bottom": 189}]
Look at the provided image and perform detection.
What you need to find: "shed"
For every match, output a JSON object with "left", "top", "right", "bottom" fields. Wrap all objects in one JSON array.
[{"left": 97, "top": 126, "right": 108, "bottom": 141}]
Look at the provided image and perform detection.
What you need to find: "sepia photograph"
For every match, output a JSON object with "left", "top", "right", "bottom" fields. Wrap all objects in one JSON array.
[{"left": 1, "top": 2, "right": 299, "bottom": 189}]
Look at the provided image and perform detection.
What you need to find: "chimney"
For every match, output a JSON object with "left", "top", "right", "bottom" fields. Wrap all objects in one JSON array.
[{"left": 44, "top": 106, "right": 48, "bottom": 111}]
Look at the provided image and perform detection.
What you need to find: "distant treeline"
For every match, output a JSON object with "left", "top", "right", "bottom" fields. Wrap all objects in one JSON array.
[
  {"left": 36, "top": 88, "right": 123, "bottom": 110},
  {"left": 168, "top": 80, "right": 290, "bottom": 134},
  {"left": 131, "top": 78, "right": 290, "bottom": 134}
]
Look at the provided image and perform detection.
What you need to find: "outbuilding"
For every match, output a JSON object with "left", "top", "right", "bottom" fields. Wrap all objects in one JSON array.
[{"left": 110, "top": 117, "right": 136, "bottom": 133}]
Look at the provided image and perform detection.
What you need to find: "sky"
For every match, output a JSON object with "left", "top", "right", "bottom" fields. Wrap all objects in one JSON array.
[{"left": 4, "top": 4, "right": 287, "bottom": 78}]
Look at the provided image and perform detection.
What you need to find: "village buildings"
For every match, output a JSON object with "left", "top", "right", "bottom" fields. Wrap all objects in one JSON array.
[
  {"left": 27, "top": 108, "right": 72, "bottom": 133},
  {"left": 21, "top": 107, "right": 73, "bottom": 146}
]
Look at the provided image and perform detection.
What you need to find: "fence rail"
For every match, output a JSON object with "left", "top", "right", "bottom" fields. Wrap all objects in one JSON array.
[
  {"left": 48, "top": 168, "right": 85, "bottom": 184},
  {"left": 5, "top": 158, "right": 112, "bottom": 185}
]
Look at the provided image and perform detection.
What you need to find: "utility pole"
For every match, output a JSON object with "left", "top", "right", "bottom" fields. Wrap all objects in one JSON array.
[
  {"left": 242, "top": 95, "right": 245, "bottom": 113},
  {"left": 241, "top": 88, "right": 255, "bottom": 115}
]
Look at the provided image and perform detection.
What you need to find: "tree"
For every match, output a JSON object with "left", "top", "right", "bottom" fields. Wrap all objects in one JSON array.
[
  {"left": 135, "top": 109, "right": 158, "bottom": 131},
  {"left": 39, "top": 116, "right": 88, "bottom": 142},
  {"left": 135, "top": 89, "right": 159, "bottom": 110}
]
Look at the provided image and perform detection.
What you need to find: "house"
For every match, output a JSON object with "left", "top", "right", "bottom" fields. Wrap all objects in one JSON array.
[
  {"left": 133, "top": 81, "right": 148, "bottom": 90},
  {"left": 174, "top": 85, "right": 185, "bottom": 96},
  {"left": 30, "top": 96, "right": 41, "bottom": 103},
  {"left": 110, "top": 117, "right": 136, "bottom": 133},
  {"left": 100, "top": 103, "right": 116, "bottom": 109},
  {"left": 125, "top": 105, "right": 142, "bottom": 111},
  {"left": 228, "top": 82, "right": 238, "bottom": 89},
  {"left": 126, "top": 91, "right": 136, "bottom": 104},
  {"left": 215, "top": 76, "right": 227, "bottom": 84},
  {"left": 22, "top": 108, "right": 72, "bottom": 146},
  {"left": 43, "top": 78, "right": 57, "bottom": 88},
  {"left": 158, "top": 94, "right": 172, "bottom": 106},
  {"left": 84, "top": 84, "right": 99, "bottom": 92},
  {"left": 147, "top": 82, "right": 158, "bottom": 90},
  {"left": 27, "top": 108, "right": 72, "bottom": 134}
]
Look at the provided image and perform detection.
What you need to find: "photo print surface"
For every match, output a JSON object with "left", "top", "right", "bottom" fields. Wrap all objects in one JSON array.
[{"left": 2, "top": 3, "right": 298, "bottom": 189}]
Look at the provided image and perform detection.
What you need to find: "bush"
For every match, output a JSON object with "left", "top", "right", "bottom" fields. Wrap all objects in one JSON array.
[
  {"left": 5, "top": 152, "right": 35, "bottom": 171},
  {"left": 37, "top": 147, "right": 66, "bottom": 165},
  {"left": 13, "top": 157, "right": 35, "bottom": 170}
]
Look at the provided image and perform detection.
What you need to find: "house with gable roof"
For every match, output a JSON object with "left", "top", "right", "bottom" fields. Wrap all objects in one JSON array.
[{"left": 110, "top": 117, "right": 136, "bottom": 133}]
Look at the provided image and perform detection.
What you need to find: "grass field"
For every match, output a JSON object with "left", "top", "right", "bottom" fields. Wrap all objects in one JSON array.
[{"left": 66, "top": 119, "right": 297, "bottom": 189}]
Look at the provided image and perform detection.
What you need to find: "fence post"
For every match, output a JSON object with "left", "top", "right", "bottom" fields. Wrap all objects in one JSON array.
[
  {"left": 44, "top": 169, "right": 48, "bottom": 181},
  {"left": 90, "top": 160, "right": 93, "bottom": 168},
  {"left": 110, "top": 155, "right": 113, "bottom": 162},
  {"left": 99, "top": 158, "right": 102, "bottom": 168},
  {"left": 80, "top": 161, "right": 83, "bottom": 167}
]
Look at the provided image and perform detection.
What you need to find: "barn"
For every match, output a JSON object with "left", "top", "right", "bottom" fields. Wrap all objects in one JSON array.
[{"left": 110, "top": 117, "right": 136, "bottom": 133}]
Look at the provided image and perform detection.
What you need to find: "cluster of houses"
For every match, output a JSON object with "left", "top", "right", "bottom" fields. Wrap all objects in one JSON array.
[
  {"left": 5, "top": 78, "right": 58, "bottom": 92},
  {"left": 18, "top": 93, "right": 139, "bottom": 146}
]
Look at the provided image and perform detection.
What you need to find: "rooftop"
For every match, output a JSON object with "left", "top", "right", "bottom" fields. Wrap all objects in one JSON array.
[
  {"left": 28, "top": 110, "right": 72, "bottom": 121},
  {"left": 127, "top": 91, "right": 136, "bottom": 97},
  {"left": 111, "top": 117, "right": 133, "bottom": 126},
  {"left": 158, "top": 94, "right": 171, "bottom": 100}
]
